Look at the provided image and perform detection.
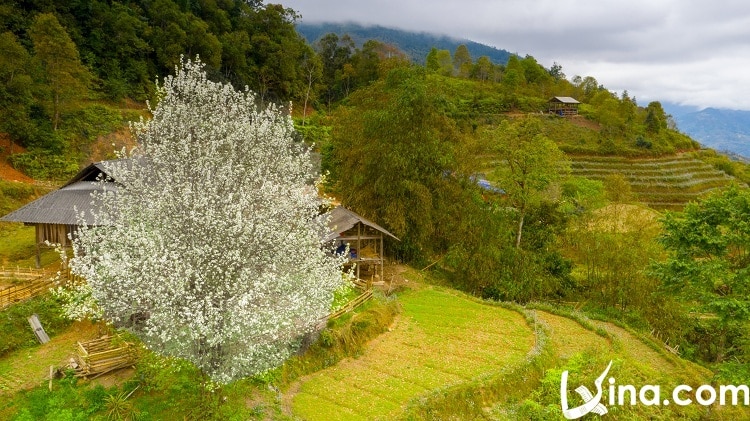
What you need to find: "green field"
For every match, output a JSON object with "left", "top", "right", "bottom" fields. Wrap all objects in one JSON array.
[{"left": 290, "top": 287, "right": 535, "bottom": 420}]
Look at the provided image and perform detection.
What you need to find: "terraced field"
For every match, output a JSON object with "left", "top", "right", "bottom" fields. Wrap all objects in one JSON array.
[
  {"left": 569, "top": 154, "right": 738, "bottom": 210},
  {"left": 289, "top": 287, "right": 535, "bottom": 420}
]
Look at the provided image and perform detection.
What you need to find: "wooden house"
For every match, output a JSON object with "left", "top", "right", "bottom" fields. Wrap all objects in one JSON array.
[
  {"left": 548, "top": 96, "right": 580, "bottom": 116},
  {"left": 324, "top": 206, "right": 399, "bottom": 285},
  {"left": 0, "top": 160, "right": 122, "bottom": 267}
]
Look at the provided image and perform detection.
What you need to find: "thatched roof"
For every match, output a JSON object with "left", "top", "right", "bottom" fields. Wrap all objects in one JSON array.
[
  {"left": 0, "top": 161, "right": 119, "bottom": 225},
  {"left": 325, "top": 206, "right": 399, "bottom": 242}
]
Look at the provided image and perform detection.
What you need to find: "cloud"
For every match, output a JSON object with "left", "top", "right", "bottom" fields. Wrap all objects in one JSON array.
[{"left": 272, "top": 0, "right": 750, "bottom": 110}]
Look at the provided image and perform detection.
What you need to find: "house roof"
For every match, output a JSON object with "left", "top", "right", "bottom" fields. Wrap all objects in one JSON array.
[
  {"left": 0, "top": 181, "right": 117, "bottom": 225},
  {"left": 0, "top": 161, "right": 119, "bottom": 226},
  {"left": 549, "top": 96, "right": 580, "bottom": 104},
  {"left": 325, "top": 206, "right": 400, "bottom": 242}
]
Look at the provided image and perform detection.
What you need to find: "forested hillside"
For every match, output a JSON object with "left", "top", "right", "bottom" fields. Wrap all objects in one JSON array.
[
  {"left": 295, "top": 22, "right": 513, "bottom": 65},
  {"left": 0, "top": 0, "right": 314, "bottom": 178}
]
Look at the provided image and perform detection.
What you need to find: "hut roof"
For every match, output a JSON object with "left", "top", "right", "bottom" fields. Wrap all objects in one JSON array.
[
  {"left": 0, "top": 181, "right": 117, "bottom": 225},
  {"left": 0, "top": 160, "right": 120, "bottom": 226},
  {"left": 549, "top": 96, "right": 580, "bottom": 104},
  {"left": 325, "top": 206, "right": 400, "bottom": 242}
]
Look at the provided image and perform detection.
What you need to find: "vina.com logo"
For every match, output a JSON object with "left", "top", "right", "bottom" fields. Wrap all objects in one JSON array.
[{"left": 560, "top": 360, "right": 749, "bottom": 419}]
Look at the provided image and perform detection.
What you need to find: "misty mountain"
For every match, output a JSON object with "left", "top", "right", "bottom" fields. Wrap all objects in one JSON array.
[
  {"left": 296, "top": 22, "right": 513, "bottom": 65},
  {"left": 670, "top": 107, "right": 750, "bottom": 159}
]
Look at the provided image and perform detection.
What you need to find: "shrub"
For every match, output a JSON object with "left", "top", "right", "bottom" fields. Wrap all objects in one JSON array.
[{"left": 0, "top": 295, "right": 71, "bottom": 357}]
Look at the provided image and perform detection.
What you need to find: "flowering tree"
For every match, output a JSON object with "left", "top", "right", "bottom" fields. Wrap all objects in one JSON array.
[{"left": 64, "top": 59, "right": 346, "bottom": 384}]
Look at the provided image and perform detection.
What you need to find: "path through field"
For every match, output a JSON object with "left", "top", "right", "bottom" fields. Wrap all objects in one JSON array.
[{"left": 289, "top": 287, "right": 535, "bottom": 420}]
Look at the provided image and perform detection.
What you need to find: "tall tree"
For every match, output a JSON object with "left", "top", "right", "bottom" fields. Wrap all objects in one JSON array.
[
  {"left": 490, "top": 117, "right": 569, "bottom": 248},
  {"left": 425, "top": 47, "right": 440, "bottom": 72},
  {"left": 316, "top": 32, "right": 354, "bottom": 106},
  {"left": 435, "top": 49, "right": 453, "bottom": 77},
  {"left": 300, "top": 50, "right": 322, "bottom": 125},
  {"left": 60, "top": 59, "right": 346, "bottom": 384},
  {"left": 330, "top": 66, "right": 459, "bottom": 261},
  {"left": 453, "top": 44, "right": 472, "bottom": 77},
  {"left": 473, "top": 56, "right": 493, "bottom": 82},
  {"left": 29, "top": 13, "right": 90, "bottom": 131},
  {"left": 651, "top": 186, "right": 750, "bottom": 362},
  {"left": 0, "top": 31, "right": 34, "bottom": 149}
]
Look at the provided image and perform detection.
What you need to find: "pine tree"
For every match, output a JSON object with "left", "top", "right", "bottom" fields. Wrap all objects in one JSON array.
[{"left": 29, "top": 13, "right": 90, "bottom": 131}]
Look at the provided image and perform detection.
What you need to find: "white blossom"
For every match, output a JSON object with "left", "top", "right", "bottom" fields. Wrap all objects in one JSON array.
[{"left": 63, "top": 58, "right": 346, "bottom": 384}]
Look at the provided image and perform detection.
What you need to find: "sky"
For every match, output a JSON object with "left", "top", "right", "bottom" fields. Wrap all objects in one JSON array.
[{"left": 271, "top": 0, "right": 750, "bottom": 111}]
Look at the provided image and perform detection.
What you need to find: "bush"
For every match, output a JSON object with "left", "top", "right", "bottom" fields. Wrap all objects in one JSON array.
[
  {"left": 0, "top": 295, "right": 72, "bottom": 357},
  {"left": 9, "top": 150, "right": 80, "bottom": 181}
]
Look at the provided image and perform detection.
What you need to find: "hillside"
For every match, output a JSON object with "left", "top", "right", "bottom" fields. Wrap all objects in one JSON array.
[
  {"left": 296, "top": 22, "right": 513, "bottom": 64},
  {"left": 569, "top": 153, "right": 737, "bottom": 210}
]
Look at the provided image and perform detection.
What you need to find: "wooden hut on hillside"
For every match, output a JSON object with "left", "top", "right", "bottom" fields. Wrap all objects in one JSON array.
[
  {"left": 0, "top": 160, "right": 123, "bottom": 267},
  {"left": 324, "top": 206, "right": 399, "bottom": 285},
  {"left": 548, "top": 96, "right": 580, "bottom": 116}
]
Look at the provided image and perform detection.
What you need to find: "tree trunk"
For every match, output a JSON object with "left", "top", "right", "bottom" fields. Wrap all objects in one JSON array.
[
  {"left": 302, "top": 78, "right": 312, "bottom": 126},
  {"left": 515, "top": 211, "right": 525, "bottom": 248},
  {"left": 53, "top": 90, "right": 60, "bottom": 131}
]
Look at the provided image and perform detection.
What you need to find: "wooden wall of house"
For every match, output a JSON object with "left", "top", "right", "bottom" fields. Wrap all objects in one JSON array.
[{"left": 35, "top": 223, "right": 77, "bottom": 247}]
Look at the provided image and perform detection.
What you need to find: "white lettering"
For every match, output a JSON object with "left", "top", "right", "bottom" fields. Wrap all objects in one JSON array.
[
  {"left": 618, "top": 385, "right": 637, "bottom": 405},
  {"left": 673, "top": 385, "right": 692, "bottom": 406},
  {"left": 696, "top": 385, "right": 717, "bottom": 406},
  {"left": 719, "top": 385, "right": 749, "bottom": 406},
  {"left": 639, "top": 385, "right": 661, "bottom": 406}
]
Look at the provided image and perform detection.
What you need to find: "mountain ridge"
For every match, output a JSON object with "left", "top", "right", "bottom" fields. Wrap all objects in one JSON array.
[
  {"left": 295, "top": 22, "right": 513, "bottom": 65},
  {"left": 670, "top": 107, "right": 750, "bottom": 159}
]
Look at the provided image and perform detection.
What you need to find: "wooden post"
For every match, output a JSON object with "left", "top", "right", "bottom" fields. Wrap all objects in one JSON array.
[
  {"left": 380, "top": 232, "right": 384, "bottom": 286},
  {"left": 356, "top": 223, "right": 361, "bottom": 281}
]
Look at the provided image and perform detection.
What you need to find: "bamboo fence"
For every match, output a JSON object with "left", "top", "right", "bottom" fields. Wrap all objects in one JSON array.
[
  {"left": 326, "top": 289, "right": 373, "bottom": 321},
  {"left": 0, "top": 277, "right": 57, "bottom": 309},
  {"left": 75, "top": 336, "right": 137, "bottom": 378},
  {"left": 0, "top": 265, "right": 49, "bottom": 280},
  {"left": 0, "top": 266, "right": 74, "bottom": 310}
]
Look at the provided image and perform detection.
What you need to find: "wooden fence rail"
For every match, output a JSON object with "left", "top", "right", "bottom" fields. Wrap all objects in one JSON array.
[
  {"left": 0, "top": 278, "right": 57, "bottom": 309},
  {"left": 0, "top": 267, "right": 74, "bottom": 310},
  {"left": 326, "top": 289, "right": 373, "bottom": 321},
  {"left": 0, "top": 266, "right": 50, "bottom": 280}
]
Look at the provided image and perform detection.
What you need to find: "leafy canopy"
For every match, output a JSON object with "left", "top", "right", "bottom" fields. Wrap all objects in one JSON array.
[
  {"left": 63, "top": 59, "right": 346, "bottom": 384},
  {"left": 651, "top": 186, "right": 750, "bottom": 361}
]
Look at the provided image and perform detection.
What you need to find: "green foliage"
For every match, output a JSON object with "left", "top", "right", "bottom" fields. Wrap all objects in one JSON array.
[
  {"left": 561, "top": 177, "right": 607, "bottom": 213},
  {"left": 489, "top": 116, "right": 570, "bottom": 248},
  {"left": 9, "top": 150, "right": 79, "bottom": 181},
  {"left": 0, "top": 180, "right": 39, "bottom": 215},
  {"left": 0, "top": 295, "right": 72, "bottom": 357},
  {"left": 329, "top": 65, "right": 461, "bottom": 262},
  {"left": 652, "top": 186, "right": 750, "bottom": 362},
  {"left": 29, "top": 13, "right": 92, "bottom": 131}
]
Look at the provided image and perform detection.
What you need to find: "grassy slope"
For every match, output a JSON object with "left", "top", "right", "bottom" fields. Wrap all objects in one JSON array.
[
  {"left": 290, "top": 286, "right": 535, "bottom": 420},
  {"left": 289, "top": 283, "right": 749, "bottom": 420}
]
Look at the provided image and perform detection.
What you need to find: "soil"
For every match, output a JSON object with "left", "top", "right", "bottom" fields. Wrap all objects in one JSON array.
[{"left": 0, "top": 135, "right": 33, "bottom": 183}]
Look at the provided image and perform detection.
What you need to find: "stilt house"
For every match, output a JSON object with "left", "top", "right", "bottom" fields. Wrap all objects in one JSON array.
[{"left": 324, "top": 206, "right": 399, "bottom": 285}]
